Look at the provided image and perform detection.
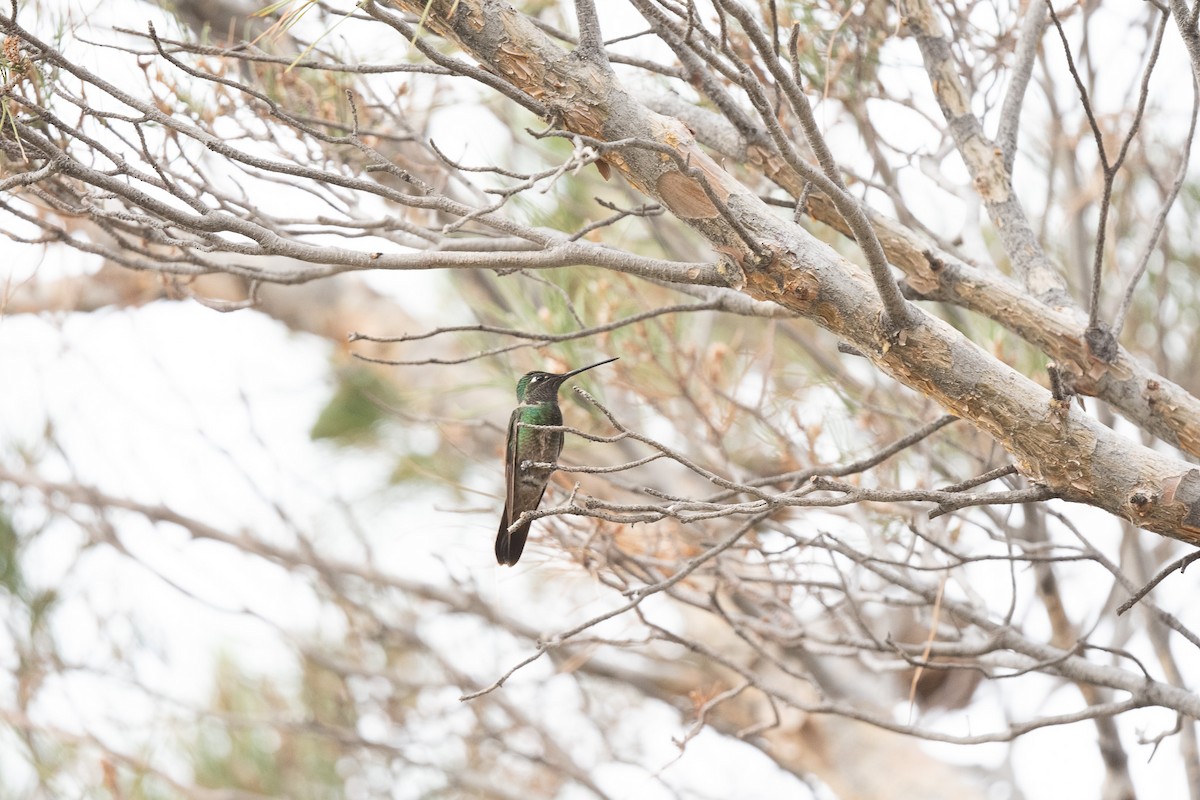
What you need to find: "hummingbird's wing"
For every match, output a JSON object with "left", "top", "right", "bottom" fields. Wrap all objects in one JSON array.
[
  {"left": 496, "top": 408, "right": 543, "bottom": 565},
  {"left": 502, "top": 407, "right": 520, "bottom": 524}
]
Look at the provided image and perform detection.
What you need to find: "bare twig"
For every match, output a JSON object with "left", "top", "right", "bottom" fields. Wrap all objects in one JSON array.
[
  {"left": 1046, "top": 2, "right": 1168, "bottom": 336},
  {"left": 1118, "top": 550, "right": 1200, "bottom": 615}
]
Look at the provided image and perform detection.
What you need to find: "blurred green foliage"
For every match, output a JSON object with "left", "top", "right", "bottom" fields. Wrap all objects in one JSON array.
[
  {"left": 311, "top": 367, "right": 399, "bottom": 443},
  {"left": 190, "top": 654, "right": 349, "bottom": 799}
]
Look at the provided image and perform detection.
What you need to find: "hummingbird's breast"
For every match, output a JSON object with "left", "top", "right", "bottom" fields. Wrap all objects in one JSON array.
[{"left": 516, "top": 402, "right": 565, "bottom": 463}]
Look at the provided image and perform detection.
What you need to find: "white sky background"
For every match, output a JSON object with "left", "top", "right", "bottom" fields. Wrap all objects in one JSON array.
[{"left": 2, "top": 0, "right": 1199, "bottom": 798}]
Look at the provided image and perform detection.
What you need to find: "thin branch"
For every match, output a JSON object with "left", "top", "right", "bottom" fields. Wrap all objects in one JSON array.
[
  {"left": 997, "top": 2, "right": 1049, "bottom": 171},
  {"left": 1113, "top": 77, "right": 1199, "bottom": 338},
  {"left": 460, "top": 512, "right": 768, "bottom": 701},
  {"left": 1046, "top": 2, "right": 1168, "bottom": 335},
  {"left": 1118, "top": 550, "right": 1200, "bottom": 615},
  {"left": 350, "top": 300, "right": 722, "bottom": 345},
  {"left": 940, "top": 464, "right": 1019, "bottom": 493}
]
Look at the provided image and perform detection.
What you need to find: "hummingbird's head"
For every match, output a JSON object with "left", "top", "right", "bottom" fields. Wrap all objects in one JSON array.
[
  {"left": 514, "top": 356, "right": 619, "bottom": 404},
  {"left": 515, "top": 371, "right": 560, "bottom": 403}
]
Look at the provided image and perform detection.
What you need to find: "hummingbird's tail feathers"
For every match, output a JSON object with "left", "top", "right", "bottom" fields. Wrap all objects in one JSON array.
[
  {"left": 495, "top": 487, "right": 547, "bottom": 566},
  {"left": 495, "top": 518, "right": 531, "bottom": 566},
  {"left": 495, "top": 502, "right": 531, "bottom": 565}
]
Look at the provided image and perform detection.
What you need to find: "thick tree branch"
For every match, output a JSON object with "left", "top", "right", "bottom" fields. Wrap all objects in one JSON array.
[{"left": 655, "top": 97, "right": 1200, "bottom": 459}]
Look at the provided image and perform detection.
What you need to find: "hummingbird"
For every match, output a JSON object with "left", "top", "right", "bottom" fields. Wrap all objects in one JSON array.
[{"left": 496, "top": 356, "right": 619, "bottom": 565}]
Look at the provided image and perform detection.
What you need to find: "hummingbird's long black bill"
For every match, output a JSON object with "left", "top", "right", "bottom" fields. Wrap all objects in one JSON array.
[{"left": 552, "top": 355, "right": 619, "bottom": 383}]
